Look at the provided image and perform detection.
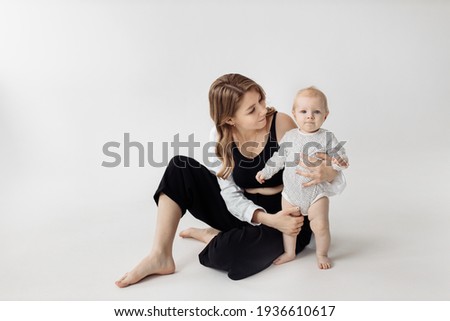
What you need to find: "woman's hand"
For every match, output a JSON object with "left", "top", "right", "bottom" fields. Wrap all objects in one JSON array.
[
  {"left": 271, "top": 207, "right": 304, "bottom": 235},
  {"left": 296, "top": 152, "right": 343, "bottom": 187},
  {"left": 253, "top": 208, "right": 304, "bottom": 236}
]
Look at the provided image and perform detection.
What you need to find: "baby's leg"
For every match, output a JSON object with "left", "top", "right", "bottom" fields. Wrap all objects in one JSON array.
[
  {"left": 273, "top": 197, "right": 297, "bottom": 265},
  {"left": 308, "top": 197, "right": 331, "bottom": 269}
]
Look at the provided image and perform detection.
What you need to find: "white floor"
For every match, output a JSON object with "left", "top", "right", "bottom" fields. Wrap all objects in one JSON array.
[{"left": 1, "top": 153, "right": 449, "bottom": 301}]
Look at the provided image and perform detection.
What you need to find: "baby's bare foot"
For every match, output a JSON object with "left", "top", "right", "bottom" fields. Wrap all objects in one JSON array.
[
  {"left": 179, "top": 227, "right": 220, "bottom": 244},
  {"left": 317, "top": 255, "right": 332, "bottom": 269},
  {"left": 273, "top": 252, "right": 296, "bottom": 265},
  {"left": 115, "top": 254, "right": 175, "bottom": 288}
]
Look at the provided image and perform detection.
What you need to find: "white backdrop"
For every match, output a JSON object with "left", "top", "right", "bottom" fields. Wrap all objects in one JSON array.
[{"left": 1, "top": 0, "right": 450, "bottom": 300}]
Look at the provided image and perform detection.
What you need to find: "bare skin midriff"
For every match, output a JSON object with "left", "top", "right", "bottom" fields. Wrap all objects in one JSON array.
[{"left": 245, "top": 184, "right": 283, "bottom": 195}]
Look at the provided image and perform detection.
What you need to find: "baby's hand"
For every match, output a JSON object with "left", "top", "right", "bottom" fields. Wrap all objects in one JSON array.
[
  {"left": 332, "top": 156, "right": 349, "bottom": 169},
  {"left": 255, "top": 171, "right": 266, "bottom": 184}
]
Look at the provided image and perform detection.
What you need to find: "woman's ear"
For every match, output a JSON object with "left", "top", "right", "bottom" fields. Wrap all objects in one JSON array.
[{"left": 225, "top": 118, "right": 235, "bottom": 126}]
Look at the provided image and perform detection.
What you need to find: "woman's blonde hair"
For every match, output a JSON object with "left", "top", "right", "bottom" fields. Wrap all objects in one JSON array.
[{"left": 209, "top": 73, "right": 275, "bottom": 179}]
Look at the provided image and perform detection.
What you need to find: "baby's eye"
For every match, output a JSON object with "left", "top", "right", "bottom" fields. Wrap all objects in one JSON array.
[
  {"left": 299, "top": 110, "right": 307, "bottom": 114},
  {"left": 313, "top": 110, "right": 322, "bottom": 114}
]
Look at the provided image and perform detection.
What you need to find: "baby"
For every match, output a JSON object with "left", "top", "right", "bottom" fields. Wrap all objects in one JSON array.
[{"left": 256, "top": 87, "right": 348, "bottom": 269}]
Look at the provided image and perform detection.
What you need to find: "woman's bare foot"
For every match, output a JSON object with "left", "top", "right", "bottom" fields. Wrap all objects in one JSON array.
[
  {"left": 115, "top": 253, "right": 175, "bottom": 288},
  {"left": 273, "top": 252, "right": 296, "bottom": 265},
  {"left": 179, "top": 227, "right": 220, "bottom": 244},
  {"left": 317, "top": 255, "right": 332, "bottom": 269}
]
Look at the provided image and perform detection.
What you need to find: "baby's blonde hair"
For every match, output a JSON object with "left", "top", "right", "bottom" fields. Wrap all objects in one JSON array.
[{"left": 292, "top": 86, "right": 329, "bottom": 113}]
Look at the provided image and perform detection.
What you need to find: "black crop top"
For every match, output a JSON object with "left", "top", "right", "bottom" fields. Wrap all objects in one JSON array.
[{"left": 232, "top": 112, "right": 284, "bottom": 188}]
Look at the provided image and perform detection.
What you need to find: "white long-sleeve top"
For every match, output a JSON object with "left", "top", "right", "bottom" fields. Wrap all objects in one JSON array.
[{"left": 206, "top": 127, "right": 263, "bottom": 225}]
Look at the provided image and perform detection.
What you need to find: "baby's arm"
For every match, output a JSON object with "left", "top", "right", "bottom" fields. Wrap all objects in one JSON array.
[
  {"left": 255, "top": 140, "right": 290, "bottom": 184},
  {"left": 255, "top": 152, "right": 285, "bottom": 184},
  {"left": 327, "top": 132, "right": 349, "bottom": 170}
]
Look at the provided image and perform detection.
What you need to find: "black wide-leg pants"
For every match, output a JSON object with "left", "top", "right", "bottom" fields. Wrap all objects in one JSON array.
[{"left": 154, "top": 155, "right": 312, "bottom": 280}]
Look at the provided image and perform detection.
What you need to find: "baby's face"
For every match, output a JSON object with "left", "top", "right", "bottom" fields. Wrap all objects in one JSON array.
[{"left": 292, "top": 95, "right": 329, "bottom": 133}]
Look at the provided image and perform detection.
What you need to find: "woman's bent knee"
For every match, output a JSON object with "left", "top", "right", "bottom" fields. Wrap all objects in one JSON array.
[{"left": 169, "top": 155, "right": 201, "bottom": 171}]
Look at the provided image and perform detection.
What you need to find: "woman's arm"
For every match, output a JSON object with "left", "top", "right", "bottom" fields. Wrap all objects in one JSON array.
[
  {"left": 207, "top": 124, "right": 307, "bottom": 234},
  {"left": 207, "top": 127, "right": 265, "bottom": 225}
]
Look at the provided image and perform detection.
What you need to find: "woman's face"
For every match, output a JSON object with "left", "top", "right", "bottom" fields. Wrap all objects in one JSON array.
[{"left": 231, "top": 89, "right": 267, "bottom": 131}]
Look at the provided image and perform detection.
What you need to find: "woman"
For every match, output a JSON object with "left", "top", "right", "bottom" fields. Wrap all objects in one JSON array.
[{"left": 115, "top": 74, "right": 345, "bottom": 287}]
